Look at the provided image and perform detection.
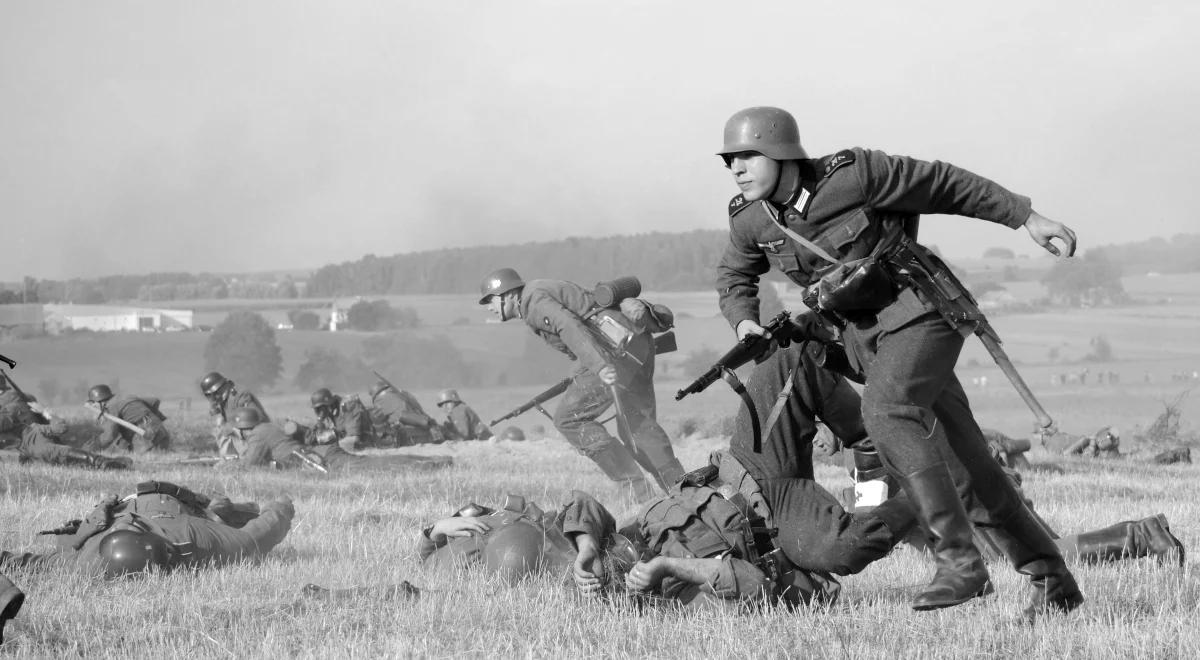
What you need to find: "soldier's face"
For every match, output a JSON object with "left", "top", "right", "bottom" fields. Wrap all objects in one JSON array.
[
  {"left": 727, "top": 151, "right": 781, "bottom": 202},
  {"left": 487, "top": 292, "right": 516, "bottom": 322}
]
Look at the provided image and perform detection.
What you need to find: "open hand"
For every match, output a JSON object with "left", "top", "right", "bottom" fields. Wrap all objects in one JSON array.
[{"left": 429, "top": 516, "right": 490, "bottom": 543}]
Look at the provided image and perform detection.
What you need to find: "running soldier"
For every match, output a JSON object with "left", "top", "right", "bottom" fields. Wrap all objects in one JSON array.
[{"left": 479, "top": 268, "right": 684, "bottom": 500}]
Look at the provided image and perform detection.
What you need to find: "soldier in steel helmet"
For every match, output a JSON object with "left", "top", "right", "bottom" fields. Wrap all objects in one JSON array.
[
  {"left": 478, "top": 268, "right": 685, "bottom": 500},
  {"left": 18, "top": 414, "right": 132, "bottom": 470},
  {"left": 85, "top": 384, "right": 171, "bottom": 452},
  {"left": 368, "top": 380, "right": 444, "bottom": 446},
  {"left": 711, "top": 106, "right": 1081, "bottom": 618},
  {"left": 199, "top": 371, "right": 270, "bottom": 456},
  {"left": 436, "top": 389, "right": 493, "bottom": 442},
  {"left": 229, "top": 406, "right": 452, "bottom": 472},
  {"left": 306, "top": 387, "right": 374, "bottom": 452},
  {"left": 0, "top": 375, "right": 44, "bottom": 448},
  {"left": 0, "top": 480, "right": 294, "bottom": 578}
]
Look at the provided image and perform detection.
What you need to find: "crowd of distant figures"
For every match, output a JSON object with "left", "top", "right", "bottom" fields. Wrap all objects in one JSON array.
[{"left": 968, "top": 369, "right": 1200, "bottom": 389}]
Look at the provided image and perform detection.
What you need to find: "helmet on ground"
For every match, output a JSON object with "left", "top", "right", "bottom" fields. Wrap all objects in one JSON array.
[
  {"left": 437, "top": 389, "right": 461, "bottom": 405},
  {"left": 482, "top": 521, "right": 545, "bottom": 582},
  {"left": 368, "top": 380, "right": 392, "bottom": 399},
  {"left": 501, "top": 426, "right": 525, "bottom": 442},
  {"left": 98, "top": 529, "right": 171, "bottom": 578},
  {"left": 478, "top": 268, "right": 525, "bottom": 305},
  {"left": 718, "top": 106, "right": 808, "bottom": 163},
  {"left": 87, "top": 384, "right": 114, "bottom": 403},
  {"left": 310, "top": 388, "right": 339, "bottom": 410},
  {"left": 232, "top": 407, "right": 264, "bottom": 430},
  {"left": 200, "top": 372, "right": 229, "bottom": 396},
  {"left": 1095, "top": 426, "right": 1120, "bottom": 451}
]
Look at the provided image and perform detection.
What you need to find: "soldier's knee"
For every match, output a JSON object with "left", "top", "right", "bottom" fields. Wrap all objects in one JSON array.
[
  {"left": 861, "top": 400, "right": 935, "bottom": 436},
  {"left": 573, "top": 434, "right": 620, "bottom": 458}
]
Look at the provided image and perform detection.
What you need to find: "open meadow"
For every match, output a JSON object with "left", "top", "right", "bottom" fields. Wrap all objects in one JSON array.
[{"left": 0, "top": 276, "right": 1199, "bottom": 657}]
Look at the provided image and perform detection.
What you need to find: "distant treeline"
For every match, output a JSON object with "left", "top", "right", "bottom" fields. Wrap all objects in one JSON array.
[
  {"left": 307, "top": 230, "right": 734, "bottom": 296},
  {"left": 6, "top": 231, "right": 1199, "bottom": 305}
]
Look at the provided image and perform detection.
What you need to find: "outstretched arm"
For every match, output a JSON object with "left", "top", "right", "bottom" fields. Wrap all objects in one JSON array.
[{"left": 1023, "top": 210, "right": 1077, "bottom": 257}]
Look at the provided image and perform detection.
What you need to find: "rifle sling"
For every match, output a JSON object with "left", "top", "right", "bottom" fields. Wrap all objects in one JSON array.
[
  {"left": 719, "top": 368, "right": 762, "bottom": 453},
  {"left": 759, "top": 368, "right": 797, "bottom": 453}
]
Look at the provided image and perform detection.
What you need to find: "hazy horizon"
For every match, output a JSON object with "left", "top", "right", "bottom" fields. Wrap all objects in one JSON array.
[{"left": 3, "top": 1, "right": 1197, "bottom": 281}]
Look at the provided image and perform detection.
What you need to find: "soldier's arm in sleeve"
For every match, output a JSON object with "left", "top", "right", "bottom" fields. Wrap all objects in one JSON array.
[
  {"left": 238, "top": 437, "right": 273, "bottom": 467},
  {"left": 416, "top": 525, "right": 444, "bottom": 561},
  {"left": 559, "top": 490, "right": 616, "bottom": 542},
  {"left": 716, "top": 219, "right": 771, "bottom": 330},
  {"left": 657, "top": 555, "right": 769, "bottom": 605},
  {"left": 229, "top": 496, "right": 294, "bottom": 555},
  {"left": 525, "top": 290, "right": 613, "bottom": 374},
  {"left": 856, "top": 148, "right": 1032, "bottom": 228},
  {"left": 93, "top": 420, "right": 121, "bottom": 451},
  {"left": 466, "top": 407, "right": 493, "bottom": 440}
]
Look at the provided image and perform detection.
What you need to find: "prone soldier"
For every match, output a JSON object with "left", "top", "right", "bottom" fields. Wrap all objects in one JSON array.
[
  {"left": 231, "top": 407, "right": 452, "bottom": 473},
  {"left": 19, "top": 417, "right": 132, "bottom": 470},
  {"left": 478, "top": 268, "right": 685, "bottom": 500},
  {"left": 0, "top": 480, "right": 294, "bottom": 577},
  {"left": 436, "top": 389, "right": 493, "bottom": 442},
  {"left": 712, "top": 106, "right": 1080, "bottom": 616},
  {"left": 85, "top": 384, "right": 171, "bottom": 452},
  {"left": 306, "top": 388, "right": 375, "bottom": 452},
  {"left": 0, "top": 375, "right": 45, "bottom": 448},
  {"left": 200, "top": 371, "right": 270, "bottom": 457},
  {"left": 368, "top": 380, "right": 443, "bottom": 446}
]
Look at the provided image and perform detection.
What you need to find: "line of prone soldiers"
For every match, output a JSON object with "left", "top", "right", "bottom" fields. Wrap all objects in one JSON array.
[{"left": 0, "top": 368, "right": 525, "bottom": 473}]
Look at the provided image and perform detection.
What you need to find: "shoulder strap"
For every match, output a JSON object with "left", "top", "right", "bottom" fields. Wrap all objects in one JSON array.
[{"left": 761, "top": 202, "right": 841, "bottom": 265}]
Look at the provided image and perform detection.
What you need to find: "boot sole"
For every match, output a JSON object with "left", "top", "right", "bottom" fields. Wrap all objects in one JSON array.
[{"left": 912, "top": 580, "right": 995, "bottom": 611}]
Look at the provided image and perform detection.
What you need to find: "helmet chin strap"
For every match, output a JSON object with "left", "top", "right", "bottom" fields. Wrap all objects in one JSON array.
[{"left": 768, "top": 160, "right": 803, "bottom": 207}]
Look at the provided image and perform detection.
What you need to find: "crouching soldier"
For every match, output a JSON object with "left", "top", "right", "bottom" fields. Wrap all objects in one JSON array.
[
  {"left": 85, "top": 384, "right": 171, "bottom": 452},
  {"left": 306, "top": 388, "right": 375, "bottom": 452},
  {"left": 368, "top": 380, "right": 443, "bottom": 446},
  {"left": 231, "top": 407, "right": 452, "bottom": 473},
  {"left": 479, "top": 268, "right": 685, "bottom": 500},
  {"left": 200, "top": 371, "right": 270, "bottom": 457},
  {"left": 437, "top": 389, "right": 493, "bottom": 442},
  {"left": 0, "top": 480, "right": 294, "bottom": 577},
  {"left": 19, "top": 417, "right": 132, "bottom": 470}
]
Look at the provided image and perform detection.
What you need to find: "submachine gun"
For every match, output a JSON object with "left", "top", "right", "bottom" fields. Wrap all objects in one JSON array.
[{"left": 675, "top": 311, "right": 806, "bottom": 452}]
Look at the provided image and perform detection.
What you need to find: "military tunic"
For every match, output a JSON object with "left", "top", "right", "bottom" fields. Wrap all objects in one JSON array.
[
  {"left": 716, "top": 147, "right": 1038, "bottom": 526},
  {"left": 238, "top": 422, "right": 452, "bottom": 472},
  {"left": 95, "top": 396, "right": 171, "bottom": 452},
  {"left": 0, "top": 489, "right": 294, "bottom": 575},
  {"left": 441, "top": 401, "right": 493, "bottom": 441},
  {"left": 518, "top": 279, "right": 684, "bottom": 489}
]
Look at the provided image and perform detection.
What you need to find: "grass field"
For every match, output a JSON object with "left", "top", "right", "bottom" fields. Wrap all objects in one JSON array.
[{"left": 0, "top": 277, "right": 1198, "bottom": 657}]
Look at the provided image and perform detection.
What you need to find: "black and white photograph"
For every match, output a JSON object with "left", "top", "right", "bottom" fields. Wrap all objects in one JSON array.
[{"left": 0, "top": 1, "right": 1197, "bottom": 656}]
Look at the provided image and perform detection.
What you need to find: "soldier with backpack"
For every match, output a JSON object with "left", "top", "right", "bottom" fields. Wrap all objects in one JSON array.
[{"left": 85, "top": 384, "right": 171, "bottom": 452}]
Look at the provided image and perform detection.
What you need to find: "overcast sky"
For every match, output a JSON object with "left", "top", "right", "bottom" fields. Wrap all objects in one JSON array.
[{"left": 2, "top": 1, "right": 1196, "bottom": 281}]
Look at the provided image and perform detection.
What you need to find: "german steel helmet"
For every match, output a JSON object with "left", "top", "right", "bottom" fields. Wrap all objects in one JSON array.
[
  {"left": 718, "top": 106, "right": 808, "bottom": 162},
  {"left": 437, "top": 389, "right": 461, "bottom": 405},
  {"left": 87, "top": 384, "right": 115, "bottom": 403},
  {"left": 232, "top": 406, "right": 264, "bottom": 430},
  {"left": 98, "top": 529, "right": 171, "bottom": 578},
  {"left": 368, "top": 380, "right": 392, "bottom": 399},
  {"left": 478, "top": 268, "right": 525, "bottom": 305},
  {"left": 310, "top": 388, "right": 338, "bottom": 409},
  {"left": 482, "top": 521, "right": 545, "bottom": 582},
  {"left": 200, "top": 371, "right": 229, "bottom": 396}
]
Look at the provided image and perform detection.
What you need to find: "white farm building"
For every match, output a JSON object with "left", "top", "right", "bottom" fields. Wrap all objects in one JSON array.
[{"left": 43, "top": 304, "right": 194, "bottom": 333}]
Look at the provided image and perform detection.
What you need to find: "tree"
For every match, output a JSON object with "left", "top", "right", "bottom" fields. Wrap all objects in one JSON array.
[
  {"left": 294, "top": 347, "right": 368, "bottom": 392},
  {"left": 1042, "top": 249, "right": 1127, "bottom": 306},
  {"left": 203, "top": 311, "right": 283, "bottom": 391},
  {"left": 287, "top": 309, "right": 321, "bottom": 331}
]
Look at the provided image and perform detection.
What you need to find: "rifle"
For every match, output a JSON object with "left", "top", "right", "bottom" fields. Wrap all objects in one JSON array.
[
  {"left": 885, "top": 238, "right": 1056, "bottom": 434},
  {"left": 0, "top": 368, "right": 49, "bottom": 423},
  {"left": 490, "top": 377, "right": 572, "bottom": 426},
  {"left": 291, "top": 449, "right": 329, "bottom": 474},
  {"left": 84, "top": 402, "right": 146, "bottom": 436}
]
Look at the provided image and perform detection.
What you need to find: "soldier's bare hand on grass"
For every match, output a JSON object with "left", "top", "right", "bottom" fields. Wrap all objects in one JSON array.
[
  {"left": 429, "top": 516, "right": 490, "bottom": 543},
  {"left": 625, "top": 557, "right": 669, "bottom": 592},
  {"left": 572, "top": 533, "right": 606, "bottom": 596},
  {"left": 1024, "top": 211, "right": 1077, "bottom": 257}
]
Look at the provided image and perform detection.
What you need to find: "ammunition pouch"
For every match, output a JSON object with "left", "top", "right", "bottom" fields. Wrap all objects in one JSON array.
[
  {"left": 652, "top": 331, "right": 677, "bottom": 355},
  {"left": 814, "top": 256, "right": 897, "bottom": 313}
]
